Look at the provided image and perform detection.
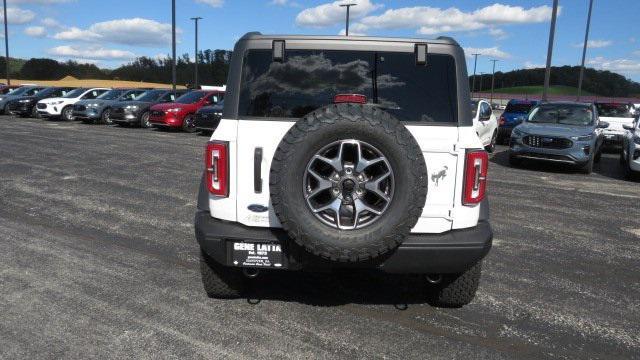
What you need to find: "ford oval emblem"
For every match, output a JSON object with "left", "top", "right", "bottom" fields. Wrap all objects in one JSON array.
[{"left": 248, "top": 204, "right": 269, "bottom": 213}]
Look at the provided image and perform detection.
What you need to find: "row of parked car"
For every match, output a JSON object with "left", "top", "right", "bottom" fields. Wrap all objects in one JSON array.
[
  {"left": 472, "top": 97, "right": 640, "bottom": 177},
  {"left": 0, "top": 84, "right": 225, "bottom": 133}
]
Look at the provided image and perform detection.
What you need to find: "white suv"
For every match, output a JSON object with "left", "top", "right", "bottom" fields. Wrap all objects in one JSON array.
[
  {"left": 195, "top": 33, "right": 493, "bottom": 307},
  {"left": 37, "top": 88, "right": 110, "bottom": 120}
]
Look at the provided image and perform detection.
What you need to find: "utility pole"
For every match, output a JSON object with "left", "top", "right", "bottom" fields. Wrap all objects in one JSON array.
[
  {"left": 577, "top": 0, "right": 594, "bottom": 101},
  {"left": 542, "top": 0, "right": 559, "bottom": 101},
  {"left": 3, "top": 0, "right": 9, "bottom": 86},
  {"left": 471, "top": 53, "right": 480, "bottom": 97},
  {"left": 190, "top": 17, "right": 203, "bottom": 89},
  {"left": 340, "top": 3, "right": 357, "bottom": 36},
  {"left": 490, "top": 59, "right": 499, "bottom": 105},
  {"left": 171, "top": 0, "right": 176, "bottom": 93}
]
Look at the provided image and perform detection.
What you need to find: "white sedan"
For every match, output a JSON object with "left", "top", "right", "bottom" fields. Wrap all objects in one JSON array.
[{"left": 471, "top": 99, "right": 499, "bottom": 152}]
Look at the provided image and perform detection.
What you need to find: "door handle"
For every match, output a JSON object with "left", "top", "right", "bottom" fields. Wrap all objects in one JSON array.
[{"left": 254, "top": 147, "right": 263, "bottom": 193}]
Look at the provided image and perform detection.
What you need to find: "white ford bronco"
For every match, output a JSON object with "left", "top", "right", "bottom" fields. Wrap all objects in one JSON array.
[{"left": 195, "top": 33, "right": 493, "bottom": 307}]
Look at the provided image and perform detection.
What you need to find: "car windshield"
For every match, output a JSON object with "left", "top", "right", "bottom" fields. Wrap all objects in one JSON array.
[
  {"left": 97, "top": 90, "right": 125, "bottom": 100},
  {"left": 135, "top": 90, "right": 165, "bottom": 102},
  {"left": 63, "top": 88, "right": 87, "bottom": 98},
  {"left": 176, "top": 91, "right": 206, "bottom": 104},
  {"left": 528, "top": 104, "right": 594, "bottom": 126},
  {"left": 505, "top": 102, "right": 535, "bottom": 113},
  {"left": 7, "top": 87, "right": 31, "bottom": 96},
  {"left": 595, "top": 103, "right": 634, "bottom": 118},
  {"left": 470, "top": 101, "right": 478, "bottom": 117},
  {"left": 35, "top": 87, "right": 58, "bottom": 97}
]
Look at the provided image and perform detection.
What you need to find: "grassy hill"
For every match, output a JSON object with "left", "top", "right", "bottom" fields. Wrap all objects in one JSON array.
[
  {"left": 491, "top": 85, "right": 595, "bottom": 96},
  {"left": 8, "top": 76, "right": 183, "bottom": 89}
]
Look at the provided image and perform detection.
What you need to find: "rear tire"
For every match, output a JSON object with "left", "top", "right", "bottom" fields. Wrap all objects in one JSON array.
[
  {"left": 139, "top": 111, "right": 151, "bottom": 128},
  {"left": 427, "top": 262, "right": 482, "bottom": 308},
  {"left": 31, "top": 106, "right": 40, "bottom": 119},
  {"left": 182, "top": 114, "right": 197, "bottom": 133},
  {"left": 101, "top": 108, "right": 112, "bottom": 125},
  {"left": 200, "top": 250, "right": 245, "bottom": 299}
]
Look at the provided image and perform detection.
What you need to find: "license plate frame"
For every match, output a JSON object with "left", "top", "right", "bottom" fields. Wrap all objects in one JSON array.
[{"left": 229, "top": 241, "right": 285, "bottom": 268}]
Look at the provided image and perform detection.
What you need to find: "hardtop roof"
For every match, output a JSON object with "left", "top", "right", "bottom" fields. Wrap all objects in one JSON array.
[{"left": 238, "top": 32, "right": 460, "bottom": 47}]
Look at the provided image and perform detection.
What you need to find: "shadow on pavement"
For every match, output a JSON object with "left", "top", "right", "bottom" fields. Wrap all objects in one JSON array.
[{"left": 238, "top": 270, "right": 435, "bottom": 308}]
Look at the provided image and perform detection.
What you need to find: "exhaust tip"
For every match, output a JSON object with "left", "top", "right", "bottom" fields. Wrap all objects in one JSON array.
[
  {"left": 243, "top": 268, "right": 260, "bottom": 279},
  {"left": 426, "top": 274, "right": 443, "bottom": 284}
]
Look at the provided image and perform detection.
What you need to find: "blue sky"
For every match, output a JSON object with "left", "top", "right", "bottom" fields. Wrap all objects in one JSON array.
[{"left": 6, "top": 0, "right": 640, "bottom": 81}]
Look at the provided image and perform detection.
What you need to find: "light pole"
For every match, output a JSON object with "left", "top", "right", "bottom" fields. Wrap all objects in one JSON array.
[
  {"left": 190, "top": 17, "right": 202, "bottom": 89},
  {"left": 340, "top": 3, "right": 357, "bottom": 36},
  {"left": 3, "top": 0, "right": 9, "bottom": 86},
  {"left": 490, "top": 59, "right": 499, "bottom": 105},
  {"left": 542, "top": 0, "right": 559, "bottom": 101},
  {"left": 471, "top": 53, "right": 480, "bottom": 97},
  {"left": 577, "top": 0, "right": 594, "bottom": 101},
  {"left": 171, "top": 0, "right": 176, "bottom": 93}
]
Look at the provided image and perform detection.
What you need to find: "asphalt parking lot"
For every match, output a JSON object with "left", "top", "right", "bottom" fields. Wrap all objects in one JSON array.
[{"left": 1, "top": 116, "right": 639, "bottom": 359}]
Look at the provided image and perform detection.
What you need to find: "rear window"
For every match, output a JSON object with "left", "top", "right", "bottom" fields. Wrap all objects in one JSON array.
[
  {"left": 505, "top": 102, "right": 535, "bottom": 114},
  {"left": 238, "top": 49, "right": 458, "bottom": 123}
]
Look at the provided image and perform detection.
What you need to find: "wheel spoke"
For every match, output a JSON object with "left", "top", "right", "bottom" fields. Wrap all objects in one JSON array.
[
  {"left": 314, "top": 155, "right": 342, "bottom": 172},
  {"left": 306, "top": 174, "right": 333, "bottom": 199},
  {"left": 364, "top": 172, "right": 392, "bottom": 202},
  {"left": 353, "top": 198, "right": 382, "bottom": 216}
]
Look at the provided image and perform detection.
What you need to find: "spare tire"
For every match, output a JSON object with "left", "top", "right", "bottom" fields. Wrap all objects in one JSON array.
[{"left": 270, "top": 103, "right": 428, "bottom": 262}]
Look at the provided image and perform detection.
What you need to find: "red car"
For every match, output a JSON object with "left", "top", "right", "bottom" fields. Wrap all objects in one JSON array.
[{"left": 149, "top": 90, "right": 223, "bottom": 132}]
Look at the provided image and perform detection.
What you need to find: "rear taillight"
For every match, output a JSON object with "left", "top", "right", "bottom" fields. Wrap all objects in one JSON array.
[
  {"left": 205, "top": 141, "right": 229, "bottom": 197},
  {"left": 463, "top": 150, "right": 488, "bottom": 206},
  {"left": 333, "top": 94, "right": 367, "bottom": 104},
  {"left": 499, "top": 115, "right": 505, "bottom": 126}
]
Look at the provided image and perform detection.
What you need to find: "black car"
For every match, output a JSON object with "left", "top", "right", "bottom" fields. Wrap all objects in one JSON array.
[
  {"left": 193, "top": 99, "right": 223, "bottom": 133},
  {"left": 110, "top": 89, "right": 189, "bottom": 128},
  {"left": 6, "top": 87, "right": 76, "bottom": 118}
]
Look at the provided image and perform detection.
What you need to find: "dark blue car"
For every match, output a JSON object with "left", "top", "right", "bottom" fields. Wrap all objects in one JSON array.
[{"left": 498, "top": 99, "right": 539, "bottom": 143}]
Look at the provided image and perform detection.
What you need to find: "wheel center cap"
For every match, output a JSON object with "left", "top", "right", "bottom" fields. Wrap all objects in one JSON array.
[{"left": 342, "top": 179, "right": 356, "bottom": 192}]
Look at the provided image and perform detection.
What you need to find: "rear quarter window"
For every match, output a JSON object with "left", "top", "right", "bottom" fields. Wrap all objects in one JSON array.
[{"left": 238, "top": 49, "right": 458, "bottom": 123}]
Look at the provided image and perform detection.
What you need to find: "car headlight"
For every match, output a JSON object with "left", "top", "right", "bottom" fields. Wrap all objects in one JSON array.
[
  {"left": 87, "top": 102, "right": 102, "bottom": 107},
  {"left": 125, "top": 105, "right": 139, "bottom": 110},
  {"left": 18, "top": 99, "right": 33, "bottom": 103},
  {"left": 167, "top": 107, "right": 181, "bottom": 113},
  {"left": 570, "top": 134, "right": 594, "bottom": 141}
]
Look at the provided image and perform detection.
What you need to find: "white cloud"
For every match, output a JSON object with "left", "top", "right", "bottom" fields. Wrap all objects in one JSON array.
[
  {"left": 588, "top": 57, "right": 640, "bottom": 75},
  {"left": 296, "top": 0, "right": 383, "bottom": 27},
  {"left": 338, "top": 29, "right": 366, "bottom": 36},
  {"left": 195, "top": 0, "right": 223, "bottom": 7},
  {"left": 0, "top": 7, "right": 35, "bottom": 24},
  {"left": 53, "top": 18, "right": 177, "bottom": 47},
  {"left": 270, "top": 0, "right": 300, "bottom": 6},
  {"left": 48, "top": 45, "right": 136, "bottom": 60},
  {"left": 524, "top": 61, "right": 544, "bottom": 69},
  {"left": 41, "top": 17, "right": 65, "bottom": 29},
  {"left": 573, "top": 40, "right": 612, "bottom": 49},
  {"left": 24, "top": 26, "right": 46, "bottom": 37},
  {"left": 633, "top": 50, "right": 640, "bottom": 57},
  {"left": 489, "top": 28, "right": 507, "bottom": 40},
  {"left": 353, "top": 4, "right": 554, "bottom": 36},
  {"left": 464, "top": 47, "right": 511, "bottom": 60}
]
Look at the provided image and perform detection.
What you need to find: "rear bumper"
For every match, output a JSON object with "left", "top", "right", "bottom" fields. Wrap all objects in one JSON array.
[{"left": 195, "top": 211, "right": 493, "bottom": 274}]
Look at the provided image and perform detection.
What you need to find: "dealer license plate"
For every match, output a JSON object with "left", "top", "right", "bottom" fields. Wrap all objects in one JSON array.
[{"left": 231, "top": 242, "right": 284, "bottom": 268}]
